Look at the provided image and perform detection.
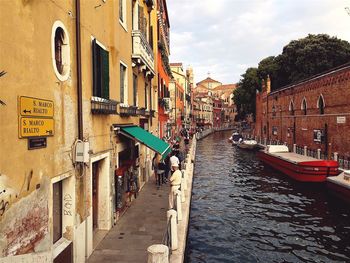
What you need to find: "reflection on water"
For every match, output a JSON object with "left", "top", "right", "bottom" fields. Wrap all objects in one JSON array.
[{"left": 185, "top": 131, "right": 350, "bottom": 263}]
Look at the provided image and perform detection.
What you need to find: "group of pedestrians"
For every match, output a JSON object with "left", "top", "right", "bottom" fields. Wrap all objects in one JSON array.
[{"left": 152, "top": 136, "right": 188, "bottom": 208}]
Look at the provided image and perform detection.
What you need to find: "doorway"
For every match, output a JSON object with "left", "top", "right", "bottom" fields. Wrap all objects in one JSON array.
[{"left": 92, "top": 162, "right": 99, "bottom": 230}]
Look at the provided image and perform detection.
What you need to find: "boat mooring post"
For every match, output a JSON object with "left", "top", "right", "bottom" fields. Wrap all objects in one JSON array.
[
  {"left": 304, "top": 146, "right": 307, "bottom": 156},
  {"left": 167, "top": 209, "right": 178, "bottom": 250},
  {"left": 147, "top": 244, "right": 169, "bottom": 263},
  {"left": 333, "top": 152, "right": 338, "bottom": 161},
  {"left": 317, "top": 149, "right": 321, "bottom": 159}
]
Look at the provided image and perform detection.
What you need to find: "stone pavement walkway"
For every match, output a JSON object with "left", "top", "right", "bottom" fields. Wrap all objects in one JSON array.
[{"left": 87, "top": 178, "right": 169, "bottom": 263}]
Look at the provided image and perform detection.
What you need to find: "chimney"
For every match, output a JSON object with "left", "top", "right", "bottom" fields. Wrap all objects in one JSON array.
[{"left": 266, "top": 75, "right": 271, "bottom": 94}]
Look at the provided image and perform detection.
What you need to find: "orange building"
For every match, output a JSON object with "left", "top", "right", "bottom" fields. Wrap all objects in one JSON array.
[{"left": 157, "top": 0, "right": 172, "bottom": 139}]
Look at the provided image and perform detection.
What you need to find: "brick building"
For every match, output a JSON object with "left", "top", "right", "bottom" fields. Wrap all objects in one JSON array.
[{"left": 255, "top": 64, "right": 350, "bottom": 157}]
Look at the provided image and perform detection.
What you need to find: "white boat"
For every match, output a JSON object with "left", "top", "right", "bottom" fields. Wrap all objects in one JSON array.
[
  {"left": 228, "top": 132, "right": 243, "bottom": 145},
  {"left": 237, "top": 139, "right": 258, "bottom": 150}
]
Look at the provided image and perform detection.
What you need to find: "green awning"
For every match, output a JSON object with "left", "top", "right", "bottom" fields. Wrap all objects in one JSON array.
[{"left": 120, "top": 126, "right": 171, "bottom": 159}]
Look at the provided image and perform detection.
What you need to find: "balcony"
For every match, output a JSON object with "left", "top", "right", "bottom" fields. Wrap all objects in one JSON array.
[
  {"left": 91, "top": 97, "right": 118, "bottom": 115},
  {"left": 132, "top": 31, "right": 155, "bottom": 77},
  {"left": 119, "top": 105, "right": 137, "bottom": 117},
  {"left": 159, "top": 97, "right": 171, "bottom": 113}
]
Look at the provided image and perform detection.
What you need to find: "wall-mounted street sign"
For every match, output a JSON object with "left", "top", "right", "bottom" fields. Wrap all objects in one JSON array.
[
  {"left": 19, "top": 96, "right": 54, "bottom": 117},
  {"left": 19, "top": 117, "right": 54, "bottom": 138}
]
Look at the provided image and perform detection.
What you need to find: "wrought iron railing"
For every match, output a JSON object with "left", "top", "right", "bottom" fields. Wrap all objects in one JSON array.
[
  {"left": 91, "top": 97, "right": 118, "bottom": 115},
  {"left": 162, "top": 215, "right": 172, "bottom": 258},
  {"left": 119, "top": 105, "right": 137, "bottom": 117}
]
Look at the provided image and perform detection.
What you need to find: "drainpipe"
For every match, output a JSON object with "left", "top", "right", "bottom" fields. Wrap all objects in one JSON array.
[
  {"left": 75, "top": 0, "right": 87, "bottom": 258},
  {"left": 76, "top": 0, "right": 83, "bottom": 140}
]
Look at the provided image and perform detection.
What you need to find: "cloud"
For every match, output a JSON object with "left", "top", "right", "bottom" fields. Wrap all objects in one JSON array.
[{"left": 167, "top": 0, "right": 350, "bottom": 84}]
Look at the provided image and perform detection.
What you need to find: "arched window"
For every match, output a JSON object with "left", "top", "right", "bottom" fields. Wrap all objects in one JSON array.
[
  {"left": 301, "top": 98, "right": 307, "bottom": 115},
  {"left": 317, "top": 95, "right": 325, "bottom": 115},
  {"left": 51, "top": 21, "right": 70, "bottom": 81},
  {"left": 289, "top": 100, "right": 295, "bottom": 116}
]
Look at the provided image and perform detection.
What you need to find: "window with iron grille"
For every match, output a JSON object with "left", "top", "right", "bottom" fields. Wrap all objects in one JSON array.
[{"left": 92, "top": 39, "right": 109, "bottom": 99}]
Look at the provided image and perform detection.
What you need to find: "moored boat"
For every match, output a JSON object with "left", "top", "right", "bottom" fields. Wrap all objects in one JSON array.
[
  {"left": 237, "top": 139, "right": 258, "bottom": 150},
  {"left": 326, "top": 170, "right": 350, "bottom": 202},
  {"left": 228, "top": 132, "right": 243, "bottom": 145},
  {"left": 258, "top": 145, "right": 340, "bottom": 182}
]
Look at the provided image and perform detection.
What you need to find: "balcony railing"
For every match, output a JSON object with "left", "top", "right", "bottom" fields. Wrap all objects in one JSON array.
[
  {"left": 91, "top": 97, "right": 118, "bottom": 115},
  {"left": 119, "top": 105, "right": 137, "bottom": 117},
  {"left": 132, "top": 30, "right": 155, "bottom": 74}
]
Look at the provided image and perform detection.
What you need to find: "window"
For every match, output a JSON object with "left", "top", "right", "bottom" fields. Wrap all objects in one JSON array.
[
  {"left": 55, "top": 28, "right": 64, "bottom": 74},
  {"left": 289, "top": 100, "right": 295, "bottom": 116},
  {"left": 120, "top": 63, "right": 127, "bottom": 103},
  {"left": 53, "top": 181, "right": 62, "bottom": 244},
  {"left": 119, "top": 0, "right": 124, "bottom": 22},
  {"left": 51, "top": 21, "right": 70, "bottom": 81},
  {"left": 301, "top": 98, "right": 307, "bottom": 115},
  {"left": 133, "top": 74, "right": 138, "bottom": 106},
  {"left": 272, "top": 105, "right": 276, "bottom": 117},
  {"left": 318, "top": 95, "right": 325, "bottom": 115},
  {"left": 145, "top": 82, "right": 148, "bottom": 109},
  {"left": 92, "top": 39, "right": 109, "bottom": 99}
]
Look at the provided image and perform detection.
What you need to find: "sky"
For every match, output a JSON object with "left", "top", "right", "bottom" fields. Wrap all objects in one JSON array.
[{"left": 166, "top": 0, "right": 350, "bottom": 85}]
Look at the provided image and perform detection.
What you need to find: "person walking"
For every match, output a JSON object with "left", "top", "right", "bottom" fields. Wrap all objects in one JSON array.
[
  {"left": 169, "top": 162, "right": 182, "bottom": 209},
  {"left": 152, "top": 153, "right": 162, "bottom": 186}
]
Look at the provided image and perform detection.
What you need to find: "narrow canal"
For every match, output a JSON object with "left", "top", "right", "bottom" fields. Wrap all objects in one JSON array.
[{"left": 185, "top": 131, "right": 350, "bottom": 263}]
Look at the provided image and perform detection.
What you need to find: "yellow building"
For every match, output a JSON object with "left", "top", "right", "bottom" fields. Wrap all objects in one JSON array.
[{"left": 0, "top": 0, "right": 168, "bottom": 262}]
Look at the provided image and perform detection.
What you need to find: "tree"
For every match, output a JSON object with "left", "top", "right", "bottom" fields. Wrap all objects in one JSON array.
[
  {"left": 274, "top": 34, "right": 350, "bottom": 89},
  {"left": 233, "top": 67, "right": 260, "bottom": 120}
]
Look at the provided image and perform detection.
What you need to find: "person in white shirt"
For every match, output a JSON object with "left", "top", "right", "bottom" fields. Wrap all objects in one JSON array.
[
  {"left": 169, "top": 151, "right": 179, "bottom": 172},
  {"left": 169, "top": 163, "right": 182, "bottom": 209}
]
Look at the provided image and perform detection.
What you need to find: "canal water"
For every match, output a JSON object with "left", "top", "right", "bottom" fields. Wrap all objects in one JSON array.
[{"left": 185, "top": 131, "right": 350, "bottom": 263}]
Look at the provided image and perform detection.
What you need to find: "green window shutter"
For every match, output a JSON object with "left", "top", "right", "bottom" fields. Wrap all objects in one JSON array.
[
  {"left": 92, "top": 39, "right": 98, "bottom": 97},
  {"left": 101, "top": 49, "right": 109, "bottom": 99}
]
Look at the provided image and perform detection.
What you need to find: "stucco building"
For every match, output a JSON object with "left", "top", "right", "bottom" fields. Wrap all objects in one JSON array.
[{"left": 0, "top": 0, "right": 169, "bottom": 262}]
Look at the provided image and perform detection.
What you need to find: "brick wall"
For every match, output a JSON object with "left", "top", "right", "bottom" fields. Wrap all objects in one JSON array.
[{"left": 255, "top": 65, "right": 350, "bottom": 157}]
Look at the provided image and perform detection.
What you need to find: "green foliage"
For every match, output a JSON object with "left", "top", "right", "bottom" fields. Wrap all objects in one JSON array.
[
  {"left": 258, "top": 34, "right": 350, "bottom": 90},
  {"left": 234, "top": 34, "right": 350, "bottom": 120},
  {"left": 233, "top": 67, "right": 259, "bottom": 120}
]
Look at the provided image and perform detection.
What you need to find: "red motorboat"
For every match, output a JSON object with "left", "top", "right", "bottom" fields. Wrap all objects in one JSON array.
[{"left": 258, "top": 145, "right": 340, "bottom": 182}]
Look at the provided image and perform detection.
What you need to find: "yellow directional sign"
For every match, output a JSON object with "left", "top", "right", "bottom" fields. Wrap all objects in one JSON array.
[
  {"left": 19, "top": 96, "right": 54, "bottom": 117},
  {"left": 19, "top": 117, "right": 54, "bottom": 138}
]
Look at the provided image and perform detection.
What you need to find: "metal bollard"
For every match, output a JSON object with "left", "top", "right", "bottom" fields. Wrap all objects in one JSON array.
[
  {"left": 147, "top": 244, "right": 169, "bottom": 263},
  {"left": 304, "top": 146, "right": 307, "bottom": 156},
  {"left": 167, "top": 210, "right": 178, "bottom": 250},
  {"left": 293, "top": 144, "right": 296, "bottom": 153},
  {"left": 175, "top": 190, "right": 182, "bottom": 221}
]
